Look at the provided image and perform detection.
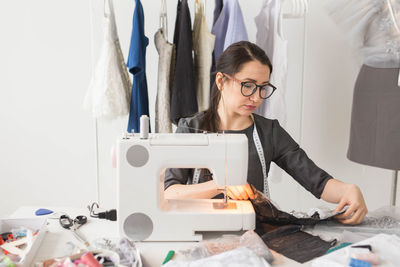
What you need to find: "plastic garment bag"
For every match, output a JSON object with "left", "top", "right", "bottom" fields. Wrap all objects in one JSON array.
[{"left": 84, "top": 0, "right": 131, "bottom": 119}]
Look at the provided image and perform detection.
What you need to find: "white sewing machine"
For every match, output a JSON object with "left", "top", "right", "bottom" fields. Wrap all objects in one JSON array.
[{"left": 116, "top": 118, "right": 255, "bottom": 241}]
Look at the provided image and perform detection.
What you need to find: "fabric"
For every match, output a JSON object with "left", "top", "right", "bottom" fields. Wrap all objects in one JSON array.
[
  {"left": 127, "top": 0, "right": 149, "bottom": 133},
  {"left": 213, "top": 0, "right": 223, "bottom": 26},
  {"left": 193, "top": 1, "right": 216, "bottom": 112},
  {"left": 324, "top": 0, "right": 400, "bottom": 68},
  {"left": 211, "top": 0, "right": 248, "bottom": 62},
  {"left": 250, "top": 187, "right": 342, "bottom": 226},
  {"left": 254, "top": 0, "right": 288, "bottom": 125},
  {"left": 254, "top": 0, "right": 289, "bottom": 186},
  {"left": 170, "top": 0, "right": 198, "bottom": 125},
  {"left": 154, "top": 29, "right": 174, "bottom": 133},
  {"left": 260, "top": 225, "right": 336, "bottom": 263},
  {"left": 347, "top": 65, "right": 400, "bottom": 169},
  {"left": 251, "top": 188, "right": 337, "bottom": 263},
  {"left": 164, "top": 247, "right": 271, "bottom": 267},
  {"left": 164, "top": 112, "right": 333, "bottom": 199},
  {"left": 209, "top": 0, "right": 224, "bottom": 91},
  {"left": 176, "top": 231, "right": 274, "bottom": 263},
  {"left": 84, "top": 0, "right": 131, "bottom": 119}
]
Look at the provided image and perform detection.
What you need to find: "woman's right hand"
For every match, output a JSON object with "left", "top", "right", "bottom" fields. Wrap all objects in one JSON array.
[{"left": 226, "top": 183, "right": 255, "bottom": 200}]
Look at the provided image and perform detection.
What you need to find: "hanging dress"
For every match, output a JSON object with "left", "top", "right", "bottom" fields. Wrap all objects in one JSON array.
[
  {"left": 209, "top": 0, "right": 224, "bottom": 92},
  {"left": 193, "top": 1, "right": 216, "bottom": 112},
  {"left": 255, "top": 0, "right": 288, "bottom": 126},
  {"left": 84, "top": 0, "right": 131, "bottom": 119},
  {"left": 254, "top": 0, "right": 288, "bottom": 184},
  {"left": 127, "top": 0, "right": 150, "bottom": 133},
  {"left": 170, "top": 0, "right": 198, "bottom": 125},
  {"left": 211, "top": 0, "right": 248, "bottom": 62},
  {"left": 154, "top": 0, "right": 174, "bottom": 133},
  {"left": 325, "top": 0, "right": 400, "bottom": 170}
]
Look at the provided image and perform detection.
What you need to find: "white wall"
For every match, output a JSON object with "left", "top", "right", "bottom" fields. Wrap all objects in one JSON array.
[{"left": 0, "top": 0, "right": 395, "bottom": 217}]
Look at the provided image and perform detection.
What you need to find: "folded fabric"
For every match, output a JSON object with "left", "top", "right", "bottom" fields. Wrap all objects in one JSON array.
[{"left": 260, "top": 224, "right": 336, "bottom": 263}]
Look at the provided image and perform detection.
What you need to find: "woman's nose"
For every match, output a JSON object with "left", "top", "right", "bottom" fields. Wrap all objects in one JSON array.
[{"left": 249, "top": 90, "right": 262, "bottom": 103}]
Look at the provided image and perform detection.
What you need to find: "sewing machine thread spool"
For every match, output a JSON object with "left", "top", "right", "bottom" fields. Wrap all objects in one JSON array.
[{"left": 140, "top": 115, "right": 149, "bottom": 139}]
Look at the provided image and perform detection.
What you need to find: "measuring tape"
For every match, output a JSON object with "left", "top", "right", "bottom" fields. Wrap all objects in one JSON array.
[
  {"left": 193, "top": 116, "right": 270, "bottom": 198},
  {"left": 252, "top": 118, "right": 270, "bottom": 198}
]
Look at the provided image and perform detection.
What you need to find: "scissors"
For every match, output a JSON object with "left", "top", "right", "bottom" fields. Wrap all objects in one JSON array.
[{"left": 59, "top": 214, "right": 90, "bottom": 247}]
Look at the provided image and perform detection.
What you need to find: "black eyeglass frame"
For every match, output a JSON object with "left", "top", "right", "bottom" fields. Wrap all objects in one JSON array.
[{"left": 223, "top": 73, "right": 277, "bottom": 99}]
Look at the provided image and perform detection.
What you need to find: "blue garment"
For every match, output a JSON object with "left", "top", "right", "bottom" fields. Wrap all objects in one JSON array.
[
  {"left": 127, "top": 0, "right": 149, "bottom": 133},
  {"left": 211, "top": 0, "right": 248, "bottom": 62}
]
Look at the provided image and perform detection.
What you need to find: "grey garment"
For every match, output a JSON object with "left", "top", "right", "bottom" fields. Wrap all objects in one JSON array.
[
  {"left": 347, "top": 65, "right": 400, "bottom": 170},
  {"left": 164, "top": 112, "right": 333, "bottom": 199},
  {"left": 154, "top": 29, "right": 174, "bottom": 133}
]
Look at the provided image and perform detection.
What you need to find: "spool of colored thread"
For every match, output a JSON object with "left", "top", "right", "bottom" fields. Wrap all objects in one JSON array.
[{"left": 81, "top": 252, "right": 102, "bottom": 267}]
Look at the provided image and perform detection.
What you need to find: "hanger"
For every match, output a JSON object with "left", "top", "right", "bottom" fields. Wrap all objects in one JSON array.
[
  {"left": 282, "top": 0, "right": 308, "bottom": 19},
  {"left": 159, "top": 0, "right": 168, "bottom": 39}
]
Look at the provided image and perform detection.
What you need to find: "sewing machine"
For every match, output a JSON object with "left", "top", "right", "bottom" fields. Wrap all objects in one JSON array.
[{"left": 116, "top": 118, "right": 255, "bottom": 241}]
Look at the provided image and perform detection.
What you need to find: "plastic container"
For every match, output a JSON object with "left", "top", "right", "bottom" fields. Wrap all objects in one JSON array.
[{"left": 0, "top": 218, "right": 47, "bottom": 267}]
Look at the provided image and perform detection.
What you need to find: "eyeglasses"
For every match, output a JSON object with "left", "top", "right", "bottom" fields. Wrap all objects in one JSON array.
[{"left": 223, "top": 73, "right": 277, "bottom": 99}]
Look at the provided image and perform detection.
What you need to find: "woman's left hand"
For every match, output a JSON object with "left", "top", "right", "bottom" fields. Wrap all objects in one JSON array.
[{"left": 334, "top": 184, "right": 368, "bottom": 225}]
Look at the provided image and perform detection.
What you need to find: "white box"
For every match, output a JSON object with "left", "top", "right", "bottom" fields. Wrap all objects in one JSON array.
[{"left": 0, "top": 218, "right": 47, "bottom": 267}]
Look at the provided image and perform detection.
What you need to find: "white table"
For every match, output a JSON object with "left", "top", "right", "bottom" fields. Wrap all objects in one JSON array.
[{"left": 10, "top": 206, "right": 314, "bottom": 267}]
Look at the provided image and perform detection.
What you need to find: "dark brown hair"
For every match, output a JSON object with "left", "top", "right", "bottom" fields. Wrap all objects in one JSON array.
[{"left": 201, "top": 41, "right": 273, "bottom": 132}]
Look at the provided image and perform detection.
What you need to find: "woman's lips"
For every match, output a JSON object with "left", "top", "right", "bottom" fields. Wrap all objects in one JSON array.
[{"left": 245, "top": 105, "right": 256, "bottom": 110}]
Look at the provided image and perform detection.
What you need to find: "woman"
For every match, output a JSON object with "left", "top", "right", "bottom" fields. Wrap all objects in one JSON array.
[{"left": 164, "top": 41, "right": 367, "bottom": 225}]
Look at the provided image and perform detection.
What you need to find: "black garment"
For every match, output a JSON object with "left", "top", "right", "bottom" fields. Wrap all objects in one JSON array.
[
  {"left": 260, "top": 225, "right": 337, "bottom": 263},
  {"left": 250, "top": 187, "right": 341, "bottom": 226},
  {"left": 164, "top": 112, "right": 333, "bottom": 198},
  {"left": 250, "top": 189, "right": 337, "bottom": 263},
  {"left": 170, "top": 0, "right": 198, "bottom": 125}
]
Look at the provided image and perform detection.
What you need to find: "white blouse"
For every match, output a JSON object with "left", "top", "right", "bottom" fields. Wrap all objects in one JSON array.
[{"left": 325, "top": 0, "right": 400, "bottom": 68}]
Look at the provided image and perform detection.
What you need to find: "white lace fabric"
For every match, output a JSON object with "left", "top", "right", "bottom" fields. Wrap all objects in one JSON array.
[
  {"left": 84, "top": 0, "right": 132, "bottom": 119},
  {"left": 325, "top": 0, "right": 400, "bottom": 68}
]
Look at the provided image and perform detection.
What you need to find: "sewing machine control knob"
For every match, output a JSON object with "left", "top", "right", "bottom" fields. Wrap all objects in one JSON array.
[{"left": 140, "top": 115, "right": 149, "bottom": 139}]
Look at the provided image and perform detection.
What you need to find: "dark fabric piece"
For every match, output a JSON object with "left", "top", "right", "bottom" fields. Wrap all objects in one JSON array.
[
  {"left": 170, "top": 0, "right": 198, "bottom": 125},
  {"left": 164, "top": 112, "right": 333, "bottom": 199},
  {"left": 209, "top": 0, "right": 223, "bottom": 93},
  {"left": 250, "top": 187, "right": 341, "bottom": 226},
  {"left": 348, "top": 65, "right": 400, "bottom": 170},
  {"left": 213, "top": 0, "right": 223, "bottom": 26},
  {"left": 260, "top": 225, "right": 337, "bottom": 263}
]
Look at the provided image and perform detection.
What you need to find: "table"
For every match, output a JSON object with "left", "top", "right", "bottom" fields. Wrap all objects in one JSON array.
[{"left": 9, "top": 206, "right": 316, "bottom": 267}]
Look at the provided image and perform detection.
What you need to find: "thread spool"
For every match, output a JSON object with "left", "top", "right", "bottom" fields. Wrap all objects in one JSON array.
[{"left": 140, "top": 115, "right": 149, "bottom": 139}]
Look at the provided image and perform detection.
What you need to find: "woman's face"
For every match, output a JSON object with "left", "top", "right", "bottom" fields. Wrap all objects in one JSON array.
[{"left": 217, "top": 60, "right": 271, "bottom": 117}]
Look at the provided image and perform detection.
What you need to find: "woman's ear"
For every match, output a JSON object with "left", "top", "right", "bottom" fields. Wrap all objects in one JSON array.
[{"left": 215, "top": 72, "right": 225, "bottom": 91}]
